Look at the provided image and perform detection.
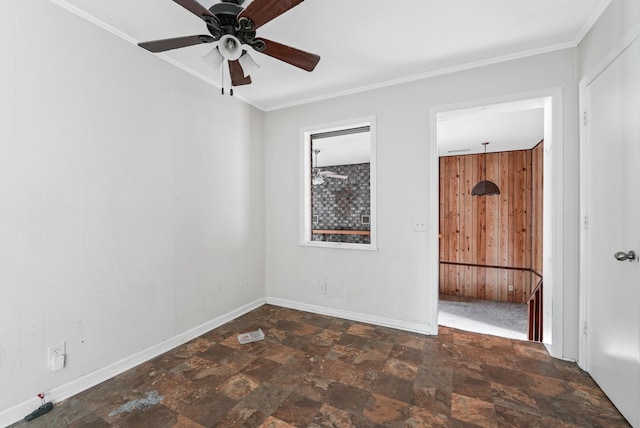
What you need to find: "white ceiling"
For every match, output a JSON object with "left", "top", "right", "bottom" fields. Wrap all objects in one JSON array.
[
  {"left": 438, "top": 98, "right": 545, "bottom": 156},
  {"left": 53, "top": 0, "right": 608, "bottom": 111},
  {"left": 313, "top": 132, "right": 370, "bottom": 167}
]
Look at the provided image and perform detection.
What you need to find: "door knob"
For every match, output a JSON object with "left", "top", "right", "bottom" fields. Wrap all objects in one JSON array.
[{"left": 614, "top": 250, "right": 637, "bottom": 262}]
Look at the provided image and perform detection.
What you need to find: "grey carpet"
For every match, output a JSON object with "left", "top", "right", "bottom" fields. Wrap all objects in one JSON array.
[{"left": 438, "top": 298, "right": 529, "bottom": 340}]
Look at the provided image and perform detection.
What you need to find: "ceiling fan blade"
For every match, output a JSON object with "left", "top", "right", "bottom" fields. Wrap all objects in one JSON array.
[
  {"left": 259, "top": 38, "right": 320, "bottom": 72},
  {"left": 238, "top": 0, "right": 304, "bottom": 29},
  {"left": 173, "top": 0, "right": 218, "bottom": 22},
  {"left": 229, "top": 60, "right": 252, "bottom": 86},
  {"left": 138, "top": 35, "right": 214, "bottom": 53}
]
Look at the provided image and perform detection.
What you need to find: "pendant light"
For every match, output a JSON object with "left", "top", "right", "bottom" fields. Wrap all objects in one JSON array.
[{"left": 471, "top": 142, "right": 500, "bottom": 196}]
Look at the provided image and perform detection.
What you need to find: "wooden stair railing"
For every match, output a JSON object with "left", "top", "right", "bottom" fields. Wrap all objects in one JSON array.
[
  {"left": 439, "top": 261, "right": 543, "bottom": 342},
  {"left": 528, "top": 279, "right": 543, "bottom": 342}
]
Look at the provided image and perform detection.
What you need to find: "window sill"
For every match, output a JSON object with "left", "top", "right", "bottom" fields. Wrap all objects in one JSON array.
[{"left": 299, "top": 241, "right": 378, "bottom": 251}]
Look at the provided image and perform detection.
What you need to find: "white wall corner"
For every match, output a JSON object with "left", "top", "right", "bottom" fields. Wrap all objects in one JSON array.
[{"left": 266, "top": 297, "right": 436, "bottom": 336}]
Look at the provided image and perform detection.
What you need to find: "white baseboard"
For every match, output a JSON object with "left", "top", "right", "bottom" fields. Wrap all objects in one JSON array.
[
  {"left": 0, "top": 298, "right": 266, "bottom": 428},
  {"left": 266, "top": 297, "right": 436, "bottom": 335}
]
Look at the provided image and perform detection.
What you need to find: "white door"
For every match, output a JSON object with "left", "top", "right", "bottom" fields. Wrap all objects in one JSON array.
[{"left": 585, "top": 37, "right": 640, "bottom": 427}]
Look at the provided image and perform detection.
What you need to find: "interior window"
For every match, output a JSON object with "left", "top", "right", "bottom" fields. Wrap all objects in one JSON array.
[{"left": 301, "top": 118, "right": 376, "bottom": 249}]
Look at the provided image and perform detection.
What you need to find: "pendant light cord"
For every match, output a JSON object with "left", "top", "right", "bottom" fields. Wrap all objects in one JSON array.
[{"left": 483, "top": 143, "right": 487, "bottom": 181}]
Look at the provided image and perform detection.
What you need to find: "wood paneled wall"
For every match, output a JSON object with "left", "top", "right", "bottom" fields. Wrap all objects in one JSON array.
[
  {"left": 439, "top": 142, "right": 543, "bottom": 304},
  {"left": 531, "top": 142, "right": 544, "bottom": 276}
]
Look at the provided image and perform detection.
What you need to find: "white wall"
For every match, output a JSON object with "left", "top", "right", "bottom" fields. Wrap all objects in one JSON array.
[
  {"left": 0, "top": 0, "right": 264, "bottom": 417},
  {"left": 578, "top": 0, "right": 640, "bottom": 77},
  {"left": 264, "top": 48, "right": 580, "bottom": 358}
]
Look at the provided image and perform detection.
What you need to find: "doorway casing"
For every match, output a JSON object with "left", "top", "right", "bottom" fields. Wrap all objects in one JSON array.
[{"left": 428, "top": 88, "right": 563, "bottom": 359}]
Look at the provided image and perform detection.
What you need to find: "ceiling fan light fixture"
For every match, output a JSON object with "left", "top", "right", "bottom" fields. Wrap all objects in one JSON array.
[
  {"left": 202, "top": 46, "right": 224, "bottom": 70},
  {"left": 312, "top": 149, "right": 325, "bottom": 185},
  {"left": 218, "top": 34, "right": 242, "bottom": 60},
  {"left": 238, "top": 51, "right": 260, "bottom": 76},
  {"left": 312, "top": 175, "right": 325, "bottom": 185}
]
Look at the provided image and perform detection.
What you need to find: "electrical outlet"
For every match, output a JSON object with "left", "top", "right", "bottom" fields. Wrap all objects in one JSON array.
[
  {"left": 48, "top": 342, "right": 65, "bottom": 359},
  {"left": 320, "top": 282, "right": 326, "bottom": 294},
  {"left": 414, "top": 218, "right": 427, "bottom": 232},
  {"left": 508, "top": 284, "right": 514, "bottom": 292},
  {"left": 48, "top": 342, "right": 66, "bottom": 371}
]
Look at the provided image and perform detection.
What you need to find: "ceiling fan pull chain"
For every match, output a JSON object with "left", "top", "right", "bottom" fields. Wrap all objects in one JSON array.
[{"left": 221, "top": 63, "right": 225, "bottom": 95}]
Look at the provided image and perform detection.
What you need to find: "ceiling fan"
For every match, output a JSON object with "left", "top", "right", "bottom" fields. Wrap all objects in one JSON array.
[
  {"left": 138, "top": 0, "right": 321, "bottom": 92},
  {"left": 312, "top": 149, "right": 348, "bottom": 185}
]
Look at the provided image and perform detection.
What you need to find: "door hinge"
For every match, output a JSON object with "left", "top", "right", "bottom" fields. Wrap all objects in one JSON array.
[
  {"left": 583, "top": 215, "right": 588, "bottom": 231},
  {"left": 583, "top": 111, "right": 588, "bottom": 126},
  {"left": 583, "top": 321, "right": 588, "bottom": 336}
]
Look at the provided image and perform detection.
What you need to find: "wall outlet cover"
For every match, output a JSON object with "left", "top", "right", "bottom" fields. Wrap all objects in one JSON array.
[{"left": 48, "top": 342, "right": 66, "bottom": 371}]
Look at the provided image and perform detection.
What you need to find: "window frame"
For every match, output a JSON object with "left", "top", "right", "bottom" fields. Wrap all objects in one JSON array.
[{"left": 299, "top": 116, "right": 377, "bottom": 251}]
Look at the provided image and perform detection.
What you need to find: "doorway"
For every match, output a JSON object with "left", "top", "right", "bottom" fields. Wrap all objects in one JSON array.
[
  {"left": 436, "top": 99, "right": 544, "bottom": 341},
  {"left": 429, "top": 93, "right": 558, "bottom": 349}
]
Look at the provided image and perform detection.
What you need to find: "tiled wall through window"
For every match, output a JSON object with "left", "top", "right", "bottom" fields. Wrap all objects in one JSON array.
[{"left": 312, "top": 163, "right": 370, "bottom": 244}]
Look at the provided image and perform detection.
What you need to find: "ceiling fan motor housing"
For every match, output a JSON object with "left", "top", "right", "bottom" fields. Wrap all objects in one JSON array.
[
  {"left": 208, "top": 1, "right": 264, "bottom": 51},
  {"left": 210, "top": 1, "right": 242, "bottom": 26}
]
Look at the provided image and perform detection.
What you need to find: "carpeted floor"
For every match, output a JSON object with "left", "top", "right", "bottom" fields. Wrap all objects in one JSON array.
[{"left": 438, "top": 296, "right": 529, "bottom": 340}]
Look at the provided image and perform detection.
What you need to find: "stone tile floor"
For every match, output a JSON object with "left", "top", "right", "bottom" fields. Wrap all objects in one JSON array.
[{"left": 11, "top": 305, "right": 630, "bottom": 427}]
